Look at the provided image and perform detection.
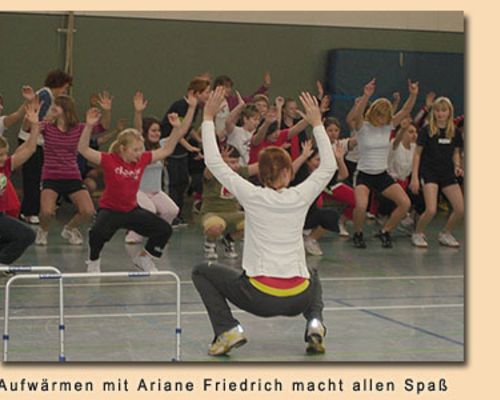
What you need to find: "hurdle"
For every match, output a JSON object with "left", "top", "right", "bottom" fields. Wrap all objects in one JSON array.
[
  {"left": 2, "top": 266, "right": 64, "bottom": 362},
  {"left": 3, "top": 270, "right": 181, "bottom": 362}
]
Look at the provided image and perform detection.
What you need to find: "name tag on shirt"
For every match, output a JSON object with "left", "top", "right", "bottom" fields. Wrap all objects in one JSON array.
[{"left": 438, "top": 138, "right": 452, "bottom": 144}]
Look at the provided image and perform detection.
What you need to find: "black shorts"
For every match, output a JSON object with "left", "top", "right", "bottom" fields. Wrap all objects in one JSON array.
[
  {"left": 420, "top": 169, "right": 458, "bottom": 189},
  {"left": 354, "top": 170, "right": 396, "bottom": 193},
  {"left": 41, "top": 179, "right": 87, "bottom": 195}
]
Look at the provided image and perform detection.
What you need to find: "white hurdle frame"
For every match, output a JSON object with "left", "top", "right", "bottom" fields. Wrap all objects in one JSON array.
[
  {"left": 3, "top": 270, "right": 181, "bottom": 362},
  {"left": 2, "top": 266, "right": 64, "bottom": 362}
]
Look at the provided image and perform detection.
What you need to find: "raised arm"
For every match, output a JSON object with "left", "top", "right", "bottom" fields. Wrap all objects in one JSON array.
[
  {"left": 251, "top": 107, "right": 277, "bottom": 146},
  {"left": 391, "top": 91, "right": 401, "bottom": 113},
  {"left": 4, "top": 86, "right": 36, "bottom": 129},
  {"left": 295, "top": 92, "right": 337, "bottom": 200},
  {"left": 96, "top": 118, "right": 125, "bottom": 146},
  {"left": 351, "top": 79, "right": 376, "bottom": 131},
  {"left": 133, "top": 91, "right": 148, "bottom": 132},
  {"left": 392, "top": 80, "right": 419, "bottom": 127},
  {"left": 287, "top": 117, "right": 309, "bottom": 140},
  {"left": 333, "top": 141, "right": 349, "bottom": 181},
  {"left": 97, "top": 91, "right": 113, "bottom": 130},
  {"left": 151, "top": 93, "right": 198, "bottom": 162},
  {"left": 225, "top": 91, "right": 245, "bottom": 135},
  {"left": 11, "top": 100, "right": 40, "bottom": 171},
  {"left": 78, "top": 108, "right": 102, "bottom": 166},
  {"left": 291, "top": 139, "right": 314, "bottom": 174},
  {"left": 202, "top": 87, "right": 255, "bottom": 199}
]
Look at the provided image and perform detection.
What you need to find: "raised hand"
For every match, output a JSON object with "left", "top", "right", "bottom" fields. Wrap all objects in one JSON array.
[
  {"left": 392, "top": 91, "right": 401, "bottom": 103},
  {"left": 86, "top": 107, "right": 102, "bottom": 126},
  {"left": 220, "top": 145, "right": 233, "bottom": 159},
  {"left": 97, "top": 91, "right": 113, "bottom": 111},
  {"left": 425, "top": 91, "right": 436, "bottom": 108},
  {"left": 364, "top": 78, "right": 376, "bottom": 97},
  {"left": 333, "top": 141, "right": 345, "bottom": 159},
  {"left": 167, "top": 112, "right": 181, "bottom": 128},
  {"left": 24, "top": 99, "right": 41, "bottom": 125},
  {"left": 297, "top": 91, "right": 322, "bottom": 127},
  {"left": 408, "top": 80, "right": 419, "bottom": 95},
  {"left": 319, "top": 95, "right": 331, "bottom": 114},
  {"left": 21, "top": 85, "right": 36, "bottom": 102},
  {"left": 203, "top": 86, "right": 225, "bottom": 121},
  {"left": 275, "top": 96, "right": 285, "bottom": 109},
  {"left": 263, "top": 71, "right": 272, "bottom": 88},
  {"left": 316, "top": 80, "right": 325, "bottom": 100},
  {"left": 184, "top": 90, "right": 198, "bottom": 108},
  {"left": 133, "top": 91, "right": 148, "bottom": 112},
  {"left": 301, "top": 139, "right": 314, "bottom": 159}
]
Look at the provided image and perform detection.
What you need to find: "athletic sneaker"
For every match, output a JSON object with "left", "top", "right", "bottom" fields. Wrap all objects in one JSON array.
[
  {"left": 338, "top": 221, "right": 349, "bottom": 237},
  {"left": 35, "top": 228, "right": 48, "bottom": 246},
  {"left": 125, "top": 231, "right": 142, "bottom": 244},
  {"left": 20, "top": 214, "right": 40, "bottom": 225},
  {"left": 86, "top": 259, "right": 101, "bottom": 273},
  {"left": 171, "top": 217, "right": 188, "bottom": 229},
  {"left": 304, "top": 236, "right": 323, "bottom": 256},
  {"left": 208, "top": 325, "right": 247, "bottom": 356},
  {"left": 411, "top": 232, "right": 428, "bottom": 248},
  {"left": 353, "top": 232, "right": 367, "bottom": 249},
  {"left": 366, "top": 212, "right": 376, "bottom": 219},
  {"left": 221, "top": 235, "right": 238, "bottom": 259},
  {"left": 204, "top": 239, "right": 218, "bottom": 260},
  {"left": 305, "top": 318, "right": 326, "bottom": 354},
  {"left": 438, "top": 232, "right": 460, "bottom": 248},
  {"left": 61, "top": 226, "right": 83, "bottom": 245},
  {"left": 133, "top": 253, "right": 158, "bottom": 272},
  {"left": 377, "top": 230, "right": 393, "bottom": 248}
]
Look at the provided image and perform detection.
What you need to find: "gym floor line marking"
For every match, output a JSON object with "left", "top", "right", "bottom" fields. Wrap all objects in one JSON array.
[
  {"left": 334, "top": 298, "right": 464, "bottom": 346},
  {"left": 2, "top": 274, "right": 464, "bottom": 289},
  {"left": 0, "top": 303, "right": 463, "bottom": 321}
]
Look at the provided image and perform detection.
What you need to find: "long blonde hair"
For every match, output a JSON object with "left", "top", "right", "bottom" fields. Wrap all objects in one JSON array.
[
  {"left": 429, "top": 97, "right": 455, "bottom": 139},
  {"left": 109, "top": 128, "right": 144, "bottom": 154},
  {"left": 365, "top": 98, "right": 393, "bottom": 126}
]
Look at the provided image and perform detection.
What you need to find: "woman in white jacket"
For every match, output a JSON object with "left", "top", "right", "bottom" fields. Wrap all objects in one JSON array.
[{"left": 192, "top": 88, "right": 337, "bottom": 357}]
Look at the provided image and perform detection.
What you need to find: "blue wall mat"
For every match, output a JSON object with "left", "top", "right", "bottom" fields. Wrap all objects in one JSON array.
[{"left": 326, "top": 49, "right": 464, "bottom": 134}]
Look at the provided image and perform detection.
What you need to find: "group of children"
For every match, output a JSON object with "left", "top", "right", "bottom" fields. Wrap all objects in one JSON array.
[{"left": 0, "top": 69, "right": 464, "bottom": 356}]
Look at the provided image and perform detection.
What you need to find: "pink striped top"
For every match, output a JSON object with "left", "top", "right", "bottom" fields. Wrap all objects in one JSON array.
[{"left": 41, "top": 122, "right": 85, "bottom": 181}]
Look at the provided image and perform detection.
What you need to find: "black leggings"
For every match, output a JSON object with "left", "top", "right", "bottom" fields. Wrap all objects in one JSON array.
[
  {"left": 0, "top": 214, "right": 35, "bottom": 264},
  {"left": 167, "top": 156, "right": 190, "bottom": 216},
  {"left": 19, "top": 141, "right": 43, "bottom": 217},
  {"left": 88, "top": 207, "right": 172, "bottom": 261},
  {"left": 192, "top": 262, "right": 324, "bottom": 337},
  {"left": 304, "top": 207, "right": 340, "bottom": 232}
]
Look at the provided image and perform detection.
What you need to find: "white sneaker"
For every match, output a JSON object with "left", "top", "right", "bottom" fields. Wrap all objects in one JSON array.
[
  {"left": 438, "top": 232, "right": 460, "bottom": 248},
  {"left": 305, "top": 318, "right": 326, "bottom": 354},
  {"left": 35, "top": 228, "right": 48, "bottom": 246},
  {"left": 125, "top": 231, "right": 142, "bottom": 244},
  {"left": 338, "top": 221, "right": 349, "bottom": 237},
  {"left": 133, "top": 253, "right": 158, "bottom": 272},
  {"left": 21, "top": 214, "right": 40, "bottom": 225},
  {"left": 411, "top": 232, "right": 428, "bottom": 248},
  {"left": 86, "top": 259, "right": 101, "bottom": 273},
  {"left": 61, "top": 226, "right": 83, "bottom": 245},
  {"left": 366, "top": 212, "right": 376, "bottom": 219},
  {"left": 304, "top": 236, "right": 323, "bottom": 256},
  {"left": 204, "top": 239, "right": 218, "bottom": 260}
]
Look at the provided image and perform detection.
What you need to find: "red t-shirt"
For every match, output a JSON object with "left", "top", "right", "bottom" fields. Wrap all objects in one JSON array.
[
  {"left": 249, "top": 129, "right": 290, "bottom": 164},
  {"left": 99, "top": 151, "right": 153, "bottom": 212},
  {"left": 0, "top": 157, "right": 12, "bottom": 213}
]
